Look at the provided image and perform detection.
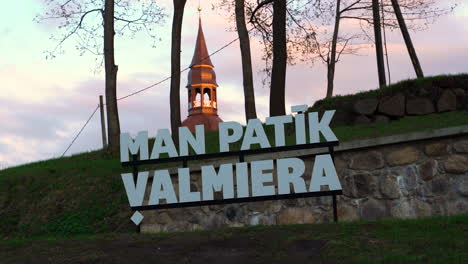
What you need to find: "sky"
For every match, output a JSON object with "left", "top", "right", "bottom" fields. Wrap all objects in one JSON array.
[{"left": 0, "top": 0, "right": 467, "bottom": 168}]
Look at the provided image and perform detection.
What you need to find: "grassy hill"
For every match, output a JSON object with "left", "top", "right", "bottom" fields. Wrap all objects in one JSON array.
[{"left": 0, "top": 74, "right": 468, "bottom": 240}]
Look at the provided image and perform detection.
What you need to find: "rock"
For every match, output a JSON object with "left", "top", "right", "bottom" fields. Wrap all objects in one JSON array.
[
  {"left": 343, "top": 173, "right": 375, "bottom": 198},
  {"left": 360, "top": 199, "right": 387, "bottom": 221},
  {"left": 419, "top": 160, "right": 437, "bottom": 181},
  {"left": 399, "top": 166, "right": 418, "bottom": 196},
  {"left": 390, "top": 199, "right": 414, "bottom": 218},
  {"left": 378, "top": 93, "right": 405, "bottom": 117},
  {"left": 379, "top": 176, "right": 400, "bottom": 199},
  {"left": 437, "top": 90, "right": 457, "bottom": 112},
  {"left": 414, "top": 199, "right": 432, "bottom": 217},
  {"left": 431, "top": 178, "right": 448, "bottom": 195},
  {"left": 456, "top": 176, "right": 468, "bottom": 197},
  {"left": 374, "top": 115, "right": 390, "bottom": 123},
  {"left": 444, "top": 155, "right": 468, "bottom": 174},
  {"left": 453, "top": 88, "right": 466, "bottom": 110},
  {"left": 354, "top": 98, "right": 378, "bottom": 115},
  {"left": 349, "top": 151, "right": 385, "bottom": 170},
  {"left": 385, "top": 146, "right": 419, "bottom": 166},
  {"left": 156, "top": 212, "right": 172, "bottom": 225},
  {"left": 425, "top": 143, "right": 449, "bottom": 156},
  {"left": 337, "top": 204, "right": 359, "bottom": 221},
  {"left": 354, "top": 115, "right": 372, "bottom": 125},
  {"left": 406, "top": 98, "right": 435, "bottom": 115},
  {"left": 277, "top": 207, "right": 314, "bottom": 224},
  {"left": 225, "top": 206, "right": 238, "bottom": 221},
  {"left": 447, "top": 201, "right": 468, "bottom": 215},
  {"left": 454, "top": 140, "right": 468, "bottom": 153}
]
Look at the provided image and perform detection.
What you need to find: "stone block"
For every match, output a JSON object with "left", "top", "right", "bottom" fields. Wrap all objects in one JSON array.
[
  {"left": 419, "top": 160, "right": 437, "bottom": 181},
  {"left": 444, "top": 155, "right": 468, "bottom": 174},
  {"left": 360, "top": 199, "right": 387, "bottom": 221},
  {"left": 354, "top": 98, "right": 378, "bottom": 115},
  {"left": 456, "top": 176, "right": 468, "bottom": 197},
  {"left": 277, "top": 207, "right": 314, "bottom": 224},
  {"left": 378, "top": 93, "right": 405, "bottom": 117},
  {"left": 379, "top": 176, "right": 400, "bottom": 199},
  {"left": 454, "top": 140, "right": 468, "bottom": 153},
  {"left": 453, "top": 88, "right": 466, "bottom": 110},
  {"left": 425, "top": 143, "right": 449, "bottom": 156},
  {"left": 354, "top": 115, "right": 372, "bottom": 125},
  {"left": 374, "top": 115, "right": 390, "bottom": 123},
  {"left": 349, "top": 151, "right": 385, "bottom": 170},
  {"left": 431, "top": 178, "right": 448, "bottom": 195},
  {"left": 406, "top": 98, "right": 435, "bottom": 115},
  {"left": 337, "top": 204, "right": 359, "bottom": 221},
  {"left": 343, "top": 173, "right": 375, "bottom": 198},
  {"left": 437, "top": 90, "right": 457, "bottom": 112},
  {"left": 385, "top": 146, "right": 419, "bottom": 166}
]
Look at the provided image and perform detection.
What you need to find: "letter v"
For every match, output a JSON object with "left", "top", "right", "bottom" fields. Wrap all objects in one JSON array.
[{"left": 121, "top": 172, "right": 149, "bottom": 207}]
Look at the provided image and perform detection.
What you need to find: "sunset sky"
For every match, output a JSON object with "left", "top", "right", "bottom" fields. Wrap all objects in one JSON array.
[{"left": 0, "top": 0, "right": 467, "bottom": 168}]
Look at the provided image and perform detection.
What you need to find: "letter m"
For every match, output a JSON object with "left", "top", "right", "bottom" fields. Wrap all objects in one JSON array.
[{"left": 120, "top": 131, "right": 149, "bottom": 162}]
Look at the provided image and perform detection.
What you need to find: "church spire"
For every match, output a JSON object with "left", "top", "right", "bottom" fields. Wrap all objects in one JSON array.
[
  {"left": 182, "top": 14, "right": 223, "bottom": 132},
  {"left": 190, "top": 18, "right": 214, "bottom": 68}
]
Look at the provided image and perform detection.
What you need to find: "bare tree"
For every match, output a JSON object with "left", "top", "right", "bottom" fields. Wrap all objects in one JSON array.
[
  {"left": 372, "top": 0, "right": 387, "bottom": 87},
  {"left": 213, "top": 0, "right": 258, "bottom": 122},
  {"left": 235, "top": 0, "right": 258, "bottom": 121},
  {"left": 37, "top": 0, "right": 165, "bottom": 154},
  {"left": 337, "top": 0, "right": 458, "bottom": 84},
  {"left": 170, "top": 0, "right": 187, "bottom": 146},
  {"left": 390, "top": 0, "right": 423, "bottom": 78}
]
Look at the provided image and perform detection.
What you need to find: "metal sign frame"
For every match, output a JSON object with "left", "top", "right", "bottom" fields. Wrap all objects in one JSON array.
[{"left": 121, "top": 140, "right": 342, "bottom": 224}]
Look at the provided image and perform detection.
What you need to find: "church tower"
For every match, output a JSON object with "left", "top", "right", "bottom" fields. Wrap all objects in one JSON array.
[{"left": 181, "top": 17, "right": 223, "bottom": 132}]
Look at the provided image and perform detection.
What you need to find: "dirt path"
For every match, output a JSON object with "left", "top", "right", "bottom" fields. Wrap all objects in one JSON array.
[{"left": 1, "top": 233, "right": 331, "bottom": 264}]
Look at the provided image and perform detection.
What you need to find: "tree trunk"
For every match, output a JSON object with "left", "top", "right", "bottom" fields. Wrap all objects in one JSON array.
[
  {"left": 372, "top": 0, "right": 387, "bottom": 88},
  {"left": 235, "top": 0, "right": 257, "bottom": 122},
  {"left": 270, "top": 0, "right": 287, "bottom": 117},
  {"left": 170, "top": 0, "right": 186, "bottom": 146},
  {"left": 326, "top": 0, "right": 342, "bottom": 98},
  {"left": 390, "top": 0, "right": 424, "bottom": 78},
  {"left": 104, "top": 0, "right": 120, "bottom": 154}
]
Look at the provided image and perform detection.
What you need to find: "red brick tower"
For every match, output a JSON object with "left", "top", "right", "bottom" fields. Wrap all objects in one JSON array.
[{"left": 181, "top": 18, "right": 223, "bottom": 132}]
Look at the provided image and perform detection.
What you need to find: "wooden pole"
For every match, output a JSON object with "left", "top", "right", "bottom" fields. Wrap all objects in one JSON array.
[
  {"left": 372, "top": 0, "right": 387, "bottom": 88},
  {"left": 390, "top": 0, "right": 424, "bottom": 78},
  {"left": 99, "top": 95, "right": 108, "bottom": 149}
]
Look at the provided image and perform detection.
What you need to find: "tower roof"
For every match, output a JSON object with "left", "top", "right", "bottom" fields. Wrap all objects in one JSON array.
[
  {"left": 186, "top": 17, "right": 218, "bottom": 88},
  {"left": 190, "top": 18, "right": 214, "bottom": 67}
]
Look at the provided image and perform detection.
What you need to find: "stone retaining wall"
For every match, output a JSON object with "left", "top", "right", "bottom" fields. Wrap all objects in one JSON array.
[{"left": 140, "top": 128, "right": 468, "bottom": 233}]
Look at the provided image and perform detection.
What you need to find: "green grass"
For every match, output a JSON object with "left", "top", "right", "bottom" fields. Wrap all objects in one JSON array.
[
  {"left": 1, "top": 111, "right": 467, "bottom": 239},
  {"left": 1, "top": 214, "right": 467, "bottom": 263}
]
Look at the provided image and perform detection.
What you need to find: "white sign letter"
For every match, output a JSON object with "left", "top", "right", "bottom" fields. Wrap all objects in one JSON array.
[
  {"left": 120, "top": 131, "right": 149, "bottom": 162},
  {"left": 219, "top": 121, "right": 243, "bottom": 152},
  {"left": 201, "top": 164, "right": 235, "bottom": 200},
  {"left": 178, "top": 168, "right": 201, "bottom": 203},
  {"left": 265, "top": 115, "right": 292, "bottom": 147},
  {"left": 150, "top": 129, "right": 179, "bottom": 159},
  {"left": 308, "top": 110, "right": 338, "bottom": 143},
  {"left": 251, "top": 159, "right": 275, "bottom": 197},
  {"left": 277, "top": 158, "right": 306, "bottom": 195},
  {"left": 309, "top": 154, "right": 342, "bottom": 192},
  {"left": 121, "top": 172, "right": 149, "bottom": 207},
  {"left": 179, "top": 125, "right": 206, "bottom": 156},
  {"left": 241, "top": 119, "right": 271, "bottom": 150},
  {"left": 149, "top": 170, "right": 178, "bottom": 205}
]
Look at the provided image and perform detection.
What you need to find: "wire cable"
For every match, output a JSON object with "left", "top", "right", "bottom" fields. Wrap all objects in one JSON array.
[
  {"left": 61, "top": 26, "right": 246, "bottom": 156},
  {"left": 61, "top": 105, "right": 100, "bottom": 157}
]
